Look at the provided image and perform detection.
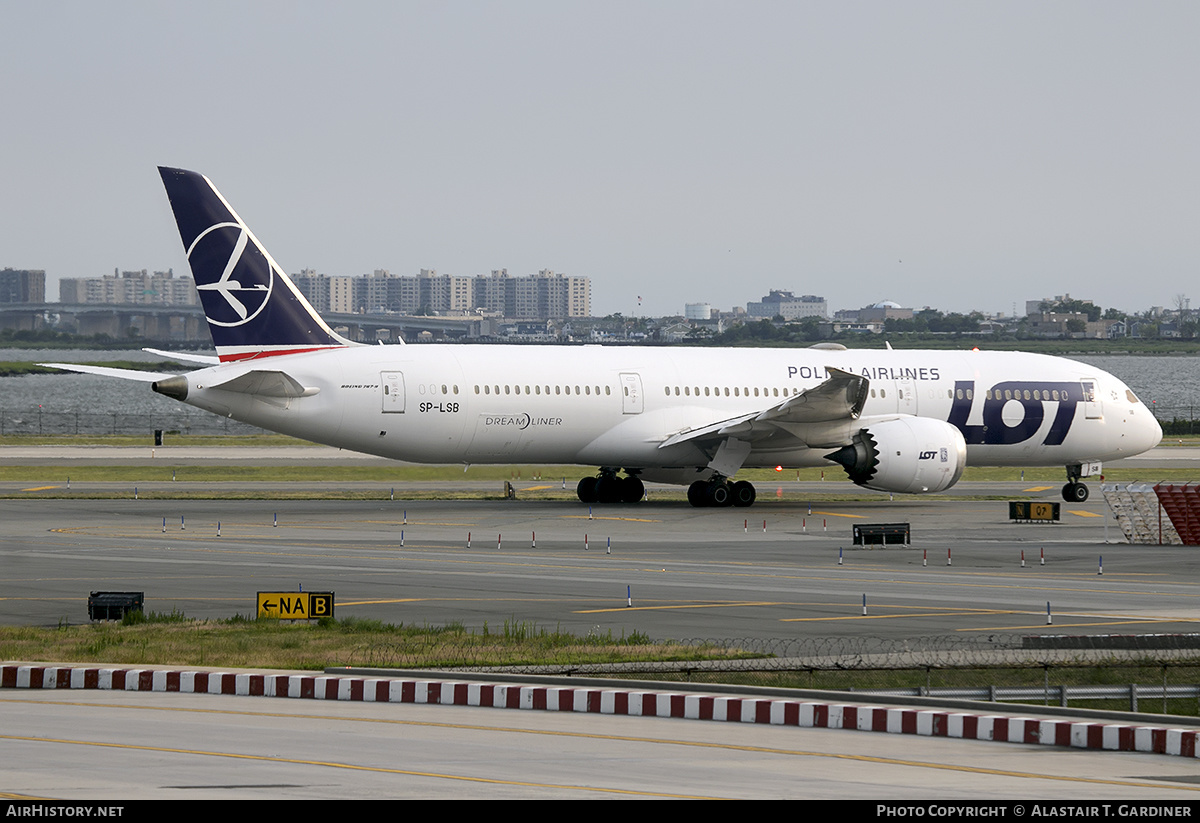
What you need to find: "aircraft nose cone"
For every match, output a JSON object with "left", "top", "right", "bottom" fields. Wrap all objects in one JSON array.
[
  {"left": 1143, "top": 410, "right": 1164, "bottom": 451},
  {"left": 1122, "top": 404, "right": 1163, "bottom": 457}
]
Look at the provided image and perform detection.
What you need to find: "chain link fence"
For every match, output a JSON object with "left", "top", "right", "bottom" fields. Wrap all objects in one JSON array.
[
  {"left": 345, "top": 633, "right": 1200, "bottom": 715},
  {"left": 0, "top": 408, "right": 267, "bottom": 436}
]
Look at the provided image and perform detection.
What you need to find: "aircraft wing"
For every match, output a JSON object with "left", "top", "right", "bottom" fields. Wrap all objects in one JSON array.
[
  {"left": 38, "top": 363, "right": 174, "bottom": 382},
  {"left": 207, "top": 370, "right": 319, "bottom": 398},
  {"left": 659, "top": 367, "right": 868, "bottom": 449}
]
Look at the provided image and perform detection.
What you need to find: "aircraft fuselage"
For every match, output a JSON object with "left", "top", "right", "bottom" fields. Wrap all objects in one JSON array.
[{"left": 176, "top": 344, "right": 1160, "bottom": 473}]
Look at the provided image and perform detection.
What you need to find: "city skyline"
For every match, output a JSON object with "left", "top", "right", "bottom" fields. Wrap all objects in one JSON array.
[{"left": 27, "top": 263, "right": 1179, "bottom": 323}]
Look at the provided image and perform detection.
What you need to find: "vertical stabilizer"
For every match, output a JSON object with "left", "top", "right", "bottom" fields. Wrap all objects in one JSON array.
[{"left": 158, "top": 167, "right": 355, "bottom": 361}]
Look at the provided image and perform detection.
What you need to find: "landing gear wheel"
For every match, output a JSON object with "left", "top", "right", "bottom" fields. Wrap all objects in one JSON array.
[
  {"left": 576, "top": 476, "right": 599, "bottom": 503},
  {"left": 1063, "top": 482, "right": 1089, "bottom": 502},
  {"left": 621, "top": 475, "right": 645, "bottom": 503},
  {"left": 687, "top": 480, "right": 708, "bottom": 507},
  {"left": 707, "top": 482, "right": 732, "bottom": 507},
  {"left": 595, "top": 474, "right": 624, "bottom": 504},
  {"left": 731, "top": 480, "right": 756, "bottom": 507}
]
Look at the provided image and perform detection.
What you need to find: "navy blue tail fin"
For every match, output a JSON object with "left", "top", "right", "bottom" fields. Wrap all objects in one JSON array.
[{"left": 158, "top": 167, "right": 354, "bottom": 362}]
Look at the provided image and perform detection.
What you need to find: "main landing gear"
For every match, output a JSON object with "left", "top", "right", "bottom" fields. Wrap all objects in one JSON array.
[
  {"left": 1062, "top": 464, "right": 1091, "bottom": 502},
  {"left": 576, "top": 469, "right": 645, "bottom": 504},
  {"left": 687, "top": 477, "right": 756, "bottom": 508}
]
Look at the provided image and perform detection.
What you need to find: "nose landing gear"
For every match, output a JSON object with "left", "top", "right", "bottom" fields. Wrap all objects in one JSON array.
[{"left": 1062, "top": 463, "right": 1097, "bottom": 502}]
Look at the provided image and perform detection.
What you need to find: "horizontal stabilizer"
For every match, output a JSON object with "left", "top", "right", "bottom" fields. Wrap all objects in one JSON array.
[
  {"left": 38, "top": 363, "right": 173, "bottom": 382},
  {"left": 208, "top": 370, "right": 319, "bottom": 398},
  {"left": 142, "top": 347, "right": 220, "bottom": 365}
]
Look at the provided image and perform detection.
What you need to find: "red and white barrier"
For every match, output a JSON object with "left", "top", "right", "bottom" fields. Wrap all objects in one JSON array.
[{"left": 3, "top": 663, "right": 1197, "bottom": 758}]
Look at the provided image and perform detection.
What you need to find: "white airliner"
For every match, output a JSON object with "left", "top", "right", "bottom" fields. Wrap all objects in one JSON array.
[{"left": 45, "top": 168, "right": 1163, "bottom": 507}]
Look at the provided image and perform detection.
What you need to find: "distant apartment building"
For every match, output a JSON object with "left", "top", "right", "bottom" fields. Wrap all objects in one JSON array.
[
  {"left": 746, "top": 290, "right": 827, "bottom": 320},
  {"left": 1025, "top": 294, "right": 1096, "bottom": 317},
  {"left": 856, "top": 300, "right": 913, "bottom": 323},
  {"left": 473, "top": 269, "right": 510, "bottom": 315},
  {"left": 57, "top": 264, "right": 591, "bottom": 321},
  {"left": 0, "top": 268, "right": 46, "bottom": 303},
  {"left": 519, "top": 269, "right": 590, "bottom": 320},
  {"left": 58, "top": 269, "right": 197, "bottom": 306},
  {"left": 470, "top": 268, "right": 590, "bottom": 319},
  {"left": 329, "top": 276, "right": 358, "bottom": 314},
  {"left": 292, "top": 267, "right": 591, "bottom": 320},
  {"left": 292, "top": 268, "right": 329, "bottom": 314}
]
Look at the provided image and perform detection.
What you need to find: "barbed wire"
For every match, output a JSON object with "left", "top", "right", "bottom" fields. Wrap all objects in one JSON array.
[
  {"left": 346, "top": 633, "right": 1200, "bottom": 675},
  {"left": 0, "top": 408, "right": 266, "bottom": 436}
]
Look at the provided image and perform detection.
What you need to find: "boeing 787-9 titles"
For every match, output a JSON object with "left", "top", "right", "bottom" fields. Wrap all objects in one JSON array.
[{"left": 45, "top": 168, "right": 1163, "bottom": 507}]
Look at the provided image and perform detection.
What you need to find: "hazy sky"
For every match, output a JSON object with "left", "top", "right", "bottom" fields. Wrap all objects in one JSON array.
[{"left": 3, "top": 1, "right": 1198, "bottom": 318}]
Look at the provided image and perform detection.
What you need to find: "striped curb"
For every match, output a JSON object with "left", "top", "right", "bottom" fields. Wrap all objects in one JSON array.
[{"left": 4, "top": 664, "right": 1197, "bottom": 758}]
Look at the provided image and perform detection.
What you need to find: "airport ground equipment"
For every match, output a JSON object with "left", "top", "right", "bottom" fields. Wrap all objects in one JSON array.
[
  {"left": 852, "top": 523, "right": 910, "bottom": 546},
  {"left": 87, "top": 591, "right": 144, "bottom": 621}
]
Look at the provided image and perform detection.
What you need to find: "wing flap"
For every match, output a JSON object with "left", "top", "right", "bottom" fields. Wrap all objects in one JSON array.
[
  {"left": 659, "top": 367, "right": 868, "bottom": 450},
  {"left": 755, "top": 367, "right": 868, "bottom": 423}
]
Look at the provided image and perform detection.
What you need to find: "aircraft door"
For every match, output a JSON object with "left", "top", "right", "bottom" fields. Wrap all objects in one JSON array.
[
  {"left": 1081, "top": 380, "right": 1102, "bottom": 419},
  {"left": 381, "top": 371, "right": 405, "bottom": 413},
  {"left": 620, "top": 372, "right": 644, "bottom": 414}
]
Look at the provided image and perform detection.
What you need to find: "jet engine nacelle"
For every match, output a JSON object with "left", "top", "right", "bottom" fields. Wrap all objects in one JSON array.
[{"left": 824, "top": 416, "right": 967, "bottom": 494}]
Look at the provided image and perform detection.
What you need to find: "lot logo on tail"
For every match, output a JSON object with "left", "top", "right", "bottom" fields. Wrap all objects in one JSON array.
[{"left": 188, "top": 222, "right": 274, "bottom": 327}]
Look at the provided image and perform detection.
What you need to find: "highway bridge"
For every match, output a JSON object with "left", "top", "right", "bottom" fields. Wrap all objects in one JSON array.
[{"left": 0, "top": 303, "right": 488, "bottom": 343}]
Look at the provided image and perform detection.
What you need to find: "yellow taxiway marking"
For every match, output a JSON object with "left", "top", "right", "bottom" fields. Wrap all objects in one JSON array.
[
  {"left": 563, "top": 515, "right": 662, "bottom": 523},
  {"left": 20, "top": 486, "right": 60, "bottom": 492},
  {"left": 577, "top": 601, "right": 783, "bottom": 614},
  {"left": 781, "top": 610, "right": 1018, "bottom": 623},
  {"left": 1023, "top": 486, "right": 1054, "bottom": 492},
  {"left": 810, "top": 510, "right": 865, "bottom": 518},
  {"left": 358, "top": 520, "right": 476, "bottom": 526},
  {"left": 340, "top": 598, "right": 429, "bottom": 605},
  {"left": 346, "top": 596, "right": 611, "bottom": 606},
  {"left": 1069, "top": 510, "right": 1102, "bottom": 517},
  {"left": 2, "top": 698, "right": 1193, "bottom": 795}
]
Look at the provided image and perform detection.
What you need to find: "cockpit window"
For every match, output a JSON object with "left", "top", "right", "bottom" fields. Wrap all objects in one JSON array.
[{"left": 1126, "top": 389, "right": 1140, "bottom": 405}]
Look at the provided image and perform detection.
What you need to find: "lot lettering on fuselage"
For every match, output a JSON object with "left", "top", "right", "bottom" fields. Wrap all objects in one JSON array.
[{"left": 947, "top": 380, "right": 1083, "bottom": 446}]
